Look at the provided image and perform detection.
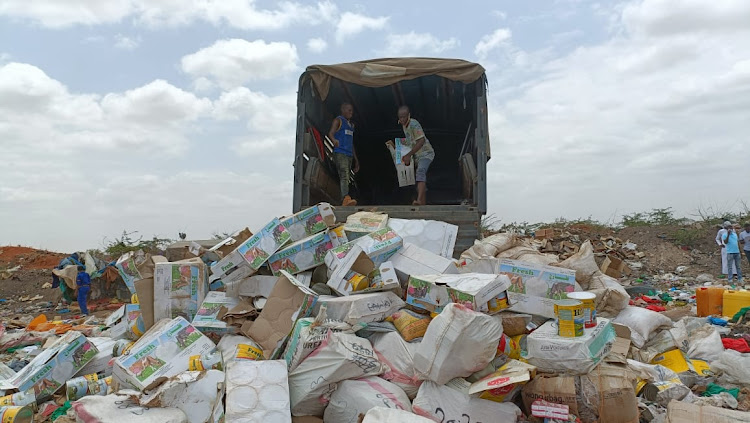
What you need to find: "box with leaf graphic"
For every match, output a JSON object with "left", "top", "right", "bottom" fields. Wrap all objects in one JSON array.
[{"left": 113, "top": 317, "right": 215, "bottom": 391}]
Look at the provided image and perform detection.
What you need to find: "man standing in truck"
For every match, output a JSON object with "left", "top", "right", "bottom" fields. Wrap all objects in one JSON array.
[
  {"left": 328, "top": 103, "right": 359, "bottom": 206},
  {"left": 387, "top": 105, "right": 435, "bottom": 205}
]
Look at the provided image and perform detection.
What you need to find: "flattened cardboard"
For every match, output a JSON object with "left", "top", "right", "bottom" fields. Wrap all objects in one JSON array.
[
  {"left": 211, "top": 227, "right": 253, "bottom": 258},
  {"left": 134, "top": 277, "right": 154, "bottom": 330},
  {"left": 245, "top": 271, "right": 318, "bottom": 357},
  {"left": 390, "top": 243, "right": 458, "bottom": 286},
  {"left": 192, "top": 291, "right": 240, "bottom": 333}
]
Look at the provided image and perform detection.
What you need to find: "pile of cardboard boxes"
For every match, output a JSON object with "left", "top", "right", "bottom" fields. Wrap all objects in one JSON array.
[{"left": 2, "top": 205, "right": 750, "bottom": 423}]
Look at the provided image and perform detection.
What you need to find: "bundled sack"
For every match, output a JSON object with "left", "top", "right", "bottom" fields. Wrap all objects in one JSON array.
[
  {"left": 413, "top": 303, "right": 503, "bottom": 384},
  {"left": 686, "top": 325, "right": 724, "bottom": 362},
  {"left": 283, "top": 306, "right": 362, "bottom": 371},
  {"left": 521, "top": 364, "right": 638, "bottom": 423},
  {"left": 71, "top": 391, "right": 188, "bottom": 423},
  {"left": 289, "top": 331, "right": 386, "bottom": 417},
  {"left": 362, "top": 407, "right": 433, "bottom": 423},
  {"left": 587, "top": 273, "right": 630, "bottom": 318},
  {"left": 556, "top": 241, "right": 601, "bottom": 289},
  {"left": 412, "top": 381, "right": 522, "bottom": 423},
  {"left": 370, "top": 332, "right": 422, "bottom": 399},
  {"left": 386, "top": 309, "right": 431, "bottom": 342},
  {"left": 710, "top": 349, "right": 750, "bottom": 385},
  {"left": 496, "top": 245, "right": 559, "bottom": 266},
  {"left": 324, "top": 377, "right": 412, "bottom": 423},
  {"left": 460, "top": 233, "right": 519, "bottom": 262},
  {"left": 613, "top": 306, "right": 673, "bottom": 348}
]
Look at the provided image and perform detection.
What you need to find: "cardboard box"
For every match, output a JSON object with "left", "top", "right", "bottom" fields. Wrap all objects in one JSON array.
[
  {"left": 113, "top": 317, "right": 216, "bottom": 391},
  {"left": 245, "top": 271, "right": 318, "bottom": 357},
  {"left": 268, "top": 231, "right": 343, "bottom": 275},
  {"left": 326, "top": 246, "right": 401, "bottom": 296},
  {"left": 406, "top": 273, "right": 511, "bottom": 314},
  {"left": 280, "top": 202, "right": 336, "bottom": 242},
  {"left": 521, "top": 364, "right": 638, "bottom": 423},
  {"left": 326, "top": 227, "right": 403, "bottom": 269},
  {"left": 211, "top": 218, "right": 292, "bottom": 277},
  {"left": 666, "top": 400, "right": 750, "bottom": 423},
  {"left": 115, "top": 253, "right": 167, "bottom": 295},
  {"left": 227, "top": 275, "right": 278, "bottom": 298},
  {"left": 389, "top": 138, "right": 416, "bottom": 188},
  {"left": 524, "top": 318, "right": 617, "bottom": 374},
  {"left": 606, "top": 324, "right": 632, "bottom": 364},
  {"left": 106, "top": 304, "right": 145, "bottom": 341},
  {"left": 388, "top": 218, "right": 458, "bottom": 258},
  {"left": 390, "top": 243, "right": 458, "bottom": 286},
  {"left": 601, "top": 255, "right": 627, "bottom": 279},
  {"left": 343, "top": 212, "right": 389, "bottom": 240},
  {"left": 210, "top": 227, "right": 253, "bottom": 258},
  {"left": 79, "top": 337, "right": 116, "bottom": 377},
  {"left": 9, "top": 332, "right": 99, "bottom": 401},
  {"left": 192, "top": 291, "right": 240, "bottom": 336},
  {"left": 154, "top": 261, "right": 209, "bottom": 322},
  {"left": 498, "top": 258, "right": 577, "bottom": 319}
]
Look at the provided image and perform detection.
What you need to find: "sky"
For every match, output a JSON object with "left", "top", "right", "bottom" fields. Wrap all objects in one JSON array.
[{"left": 1, "top": 0, "right": 749, "bottom": 252}]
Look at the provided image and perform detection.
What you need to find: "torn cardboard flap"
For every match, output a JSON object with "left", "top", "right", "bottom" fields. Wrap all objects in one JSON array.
[
  {"left": 390, "top": 242, "right": 459, "bottom": 286},
  {"left": 134, "top": 277, "right": 155, "bottom": 330},
  {"left": 606, "top": 323, "right": 632, "bottom": 364},
  {"left": 245, "top": 271, "right": 318, "bottom": 357},
  {"left": 211, "top": 227, "right": 253, "bottom": 258},
  {"left": 327, "top": 246, "right": 401, "bottom": 296},
  {"left": 219, "top": 299, "right": 258, "bottom": 326}
]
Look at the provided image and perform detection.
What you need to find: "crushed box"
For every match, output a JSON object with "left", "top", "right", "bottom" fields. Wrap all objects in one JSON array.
[
  {"left": 113, "top": 317, "right": 216, "bottom": 391},
  {"left": 211, "top": 218, "right": 292, "bottom": 277},
  {"left": 326, "top": 227, "right": 403, "bottom": 269},
  {"left": 154, "top": 260, "right": 209, "bottom": 322},
  {"left": 406, "top": 273, "right": 512, "bottom": 314},
  {"left": 9, "top": 332, "right": 99, "bottom": 401},
  {"left": 268, "top": 231, "right": 343, "bottom": 275},
  {"left": 326, "top": 245, "right": 401, "bottom": 296},
  {"left": 191, "top": 291, "right": 240, "bottom": 337},
  {"left": 106, "top": 304, "right": 145, "bottom": 341},
  {"left": 343, "top": 212, "right": 389, "bottom": 240}
]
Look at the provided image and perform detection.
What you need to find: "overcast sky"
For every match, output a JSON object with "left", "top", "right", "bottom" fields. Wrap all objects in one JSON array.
[{"left": 1, "top": 0, "right": 749, "bottom": 252}]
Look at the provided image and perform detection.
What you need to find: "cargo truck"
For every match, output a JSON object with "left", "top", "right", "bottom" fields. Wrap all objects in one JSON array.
[{"left": 293, "top": 58, "right": 490, "bottom": 257}]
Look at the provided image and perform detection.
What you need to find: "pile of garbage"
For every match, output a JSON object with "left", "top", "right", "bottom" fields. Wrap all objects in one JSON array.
[{"left": 1, "top": 204, "right": 750, "bottom": 423}]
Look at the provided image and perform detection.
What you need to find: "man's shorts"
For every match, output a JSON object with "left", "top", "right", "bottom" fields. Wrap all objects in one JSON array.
[{"left": 416, "top": 157, "right": 433, "bottom": 183}]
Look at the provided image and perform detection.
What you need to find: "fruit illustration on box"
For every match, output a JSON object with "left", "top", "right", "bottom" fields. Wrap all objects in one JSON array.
[
  {"left": 305, "top": 215, "right": 324, "bottom": 235},
  {"left": 34, "top": 378, "right": 60, "bottom": 398},
  {"left": 272, "top": 225, "right": 290, "bottom": 244},
  {"left": 130, "top": 356, "right": 165, "bottom": 382},
  {"left": 272, "top": 258, "right": 299, "bottom": 274},
  {"left": 244, "top": 246, "right": 269, "bottom": 267}
]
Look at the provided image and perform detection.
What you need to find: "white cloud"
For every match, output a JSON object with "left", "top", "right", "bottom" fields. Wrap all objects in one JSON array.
[
  {"left": 335, "top": 12, "right": 389, "bottom": 44},
  {"left": 307, "top": 37, "right": 328, "bottom": 53},
  {"left": 213, "top": 87, "right": 296, "bottom": 155},
  {"left": 485, "top": 0, "right": 750, "bottom": 224},
  {"left": 181, "top": 39, "right": 299, "bottom": 89},
  {"left": 114, "top": 34, "right": 140, "bottom": 50},
  {"left": 0, "top": 0, "right": 341, "bottom": 30},
  {"left": 622, "top": 0, "right": 750, "bottom": 37},
  {"left": 0, "top": 62, "right": 210, "bottom": 153},
  {"left": 475, "top": 28, "right": 512, "bottom": 59},
  {"left": 382, "top": 32, "right": 459, "bottom": 56}
]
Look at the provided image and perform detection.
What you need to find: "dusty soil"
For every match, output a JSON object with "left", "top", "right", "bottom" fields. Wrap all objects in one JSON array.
[{"left": 0, "top": 246, "right": 68, "bottom": 270}]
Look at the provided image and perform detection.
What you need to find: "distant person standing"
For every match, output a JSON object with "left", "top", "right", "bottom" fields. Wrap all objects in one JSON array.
[
  {"left": 722, "top": 224, "right": 743, "bottom": 283},
  {"left": 716, "top": 221, "right": 739, "bottom": 276},
  {"left": 328, "top": 103, "right": 359, "bottom": 207},
  {"left": 740, "top": 222, "right": 750, "bottom": 265},
  {"left": 76, "top": 265, "right": 91, "bottom": 315}
]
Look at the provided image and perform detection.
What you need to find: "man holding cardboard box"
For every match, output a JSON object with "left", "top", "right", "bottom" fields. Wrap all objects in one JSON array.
[{"left": 387, "top": 105, "right": 435, "bottom": 206}]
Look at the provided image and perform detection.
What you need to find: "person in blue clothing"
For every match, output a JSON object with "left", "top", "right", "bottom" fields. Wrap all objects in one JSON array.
[
  {"left": 75, "top": 265, "right": 91, "bottom": 315},
  {"left": 722, "top": 224, "right": 744, "bottom": 283},
  {"left": 328, "top": 103, "right": 359, "bottom": 206}
]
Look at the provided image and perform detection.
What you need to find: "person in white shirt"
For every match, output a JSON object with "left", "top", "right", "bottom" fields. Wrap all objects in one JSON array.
[
  {"left": 716, "top": 221, "right": 739, "bottom": 276},
  {"left": 740, "top": 222, "right": 750, "bottom": 265}
]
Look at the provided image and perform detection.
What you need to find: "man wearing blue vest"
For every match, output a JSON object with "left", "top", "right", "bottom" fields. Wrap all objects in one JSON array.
[{"left": 328, "top": 103, "right": 359, "bottom": 206}]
